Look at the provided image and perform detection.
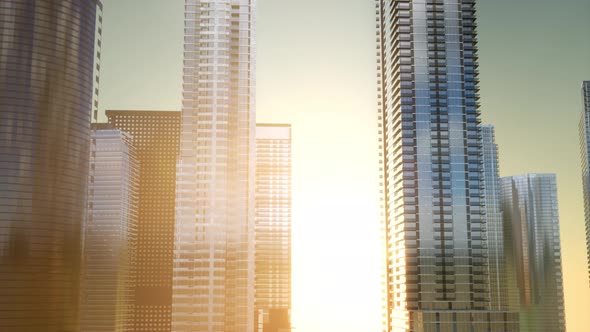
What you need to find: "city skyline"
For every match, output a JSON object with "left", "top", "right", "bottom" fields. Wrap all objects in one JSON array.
[
  {"left": 96, "top": 0, "right": 590, "bottom": 331},
  {"left": 1, "top": 0, "right": 588, "bottom": 331}
]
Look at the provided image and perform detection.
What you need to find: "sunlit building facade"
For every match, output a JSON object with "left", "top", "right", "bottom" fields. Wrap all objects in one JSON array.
[
  {"left": 255, "top": 124, "right": 292, "bottom": 332},
  {"left": 82, "top": 124, "right": 138, "bottom": 332},
  {"left": 174, "top": 0, "right": 256, "bottom": 331},
  {"left": 500, "top": 174, "right": 565, "bottom": 332},
  {"left": 376, "top": 1, "right": 518, "bottom": 330},
  {"left": 580, "top": 80, "right": 590, "bottom": 283},
  {"left": 106, "top": 110, "right": 181, "bottom": 332},
  {"left": 0, "top": 1, "right": 102, "bottom": 330}
]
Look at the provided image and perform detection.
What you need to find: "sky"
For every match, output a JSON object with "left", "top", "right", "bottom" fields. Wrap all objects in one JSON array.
[{"left": 99, "top": 0, "right": 590, "bottom": 331}]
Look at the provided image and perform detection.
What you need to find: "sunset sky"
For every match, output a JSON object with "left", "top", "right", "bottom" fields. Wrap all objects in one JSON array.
[{"left": 99, "top": 0, "right": 590, "bottom": 331}]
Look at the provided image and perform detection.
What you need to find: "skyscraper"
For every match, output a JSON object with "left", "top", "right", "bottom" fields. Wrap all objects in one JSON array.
[
  {"left": 375, "top": 1, "right": 518, "bottom": 330},
  {"left": 579, "top": 80, "right": 590, "bottom": 283},
  {"left": 500, "top": 174, "right": 565, "bottom": 332},
  {"left": 106, "top": 110, "right": 181, "bottom": 332},
  {"left": 174, "top": 1, "right": 256, "bottom": 331},
  {"left": 0, "top": 1, "right": 102, "bottom": 330},
  {"left": 255, "top": 124, "right": 292, "bottom": 332},
  {"left": 82, "top": 124, "right": 139, "bottom": 332},
  {"left": 481, "top": 125, "right": 513, "bottom": 310}
]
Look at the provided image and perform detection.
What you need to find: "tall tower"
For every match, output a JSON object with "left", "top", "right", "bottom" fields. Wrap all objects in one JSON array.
[
  {"left": 0, "top": 1, "right": 102, "bottom": 331},
  {"left": 500, "top": 174, "right": 565, "bottom": 332},
  {"left": 254, "top": 124, "right": 292, "bottom": 332},
  {"left": 174, "top": 1, "right": 256, "bottom": 331},
  {"left": 376, "top": 1, "right": 518, "bottom": 330},
  {"left": 579, "top": 80, "right": 590, "bottom": 284},
  {"left": 106, "top": 110, "right": 181, "bottom": 332},
  {"left": 82, "top": 124, "right": 139, "bottom": 332},
  {"left": 481, "top": 125, "right": 511, "bottom": 310}
]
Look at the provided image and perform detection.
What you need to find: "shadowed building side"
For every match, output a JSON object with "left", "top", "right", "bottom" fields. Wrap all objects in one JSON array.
[
  {"left": 106, "top": 110, "right": 181, "bottom": 332},
  {"left": 500, "top": 174, "right": 565, "bottom": 332},
  {"left": 481, "top": 125, "right": 518, "bottom": 311},
  {"left": 82, "top": 125, "right": 139, "bottom": 332},
  {"left": 0, "top": 1, "right": 102, "bottom": 330}
]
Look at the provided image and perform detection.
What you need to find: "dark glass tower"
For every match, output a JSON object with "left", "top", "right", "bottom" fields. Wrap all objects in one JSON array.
[
  {"left": 580, "top": 80, "right": 590, "bottom": 284},
  {"left": 375, "top": 1, "right": 518, "bottom": 330},
  {"left": 106, "top": 110, "right": 181, "bottom": 332},
  {"left": 0, "top": 1, "right": 102, "bottom": 331}
]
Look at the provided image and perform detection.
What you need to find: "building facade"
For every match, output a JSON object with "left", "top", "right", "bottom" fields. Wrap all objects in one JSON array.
[
  {"left": 375, "top": 1, "right": 517, "bottom": 330},
  {"left": 481, "top": 125, "right": 516, "bottom": 311},
  {"left": 82, "top": 124, "right": 139, "bottom": 332},
  {"left": 174, "top": 0, "right": 257, "bottom": 331},
  {"left": 0, "top": 1, "right": 102, "bottom": 330},
  {"left": 579, "top": 80, "right": 590, "bottom": 283},
  {"left": 500, "top": 174, "right": 565, "bottom": 332},
  {"left": 106, "top": 110, "right": 181, "bottom": 332},
  {"left": 255, "top": 124, "right": 292, "bottom": 332}
]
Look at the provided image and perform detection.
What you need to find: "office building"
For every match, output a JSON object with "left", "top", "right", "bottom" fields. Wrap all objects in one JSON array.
[
  {"left": 579, "top": 80, "right": 590, "bottom": 283},
  {"left": 0, "top": 1, "right": 102, "bottom": 330},
  {"left": 500, "top": 174, "right": 565, "bottom": 332},
  {"left": 106, "top": 110, "right": 181, "bottom": 332},
  {"left": 255, "top": 124, "right": 292, "bottom": 332},
  {"left": 481, "top": 125, "right": 516, "bottom": 310},
  {"left": 82, "top": 124, "right": 138, "bottom": 332},
  {"left": 375, "top": 1, "right": 518, "bottom": 330},
  {"left": 174, "top": 0, "right": 257, "bottom": 330}
]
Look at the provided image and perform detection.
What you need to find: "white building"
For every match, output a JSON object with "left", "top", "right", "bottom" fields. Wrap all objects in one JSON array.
[{"left": 174, "top": 0, "right": 257, "bottom": 331}]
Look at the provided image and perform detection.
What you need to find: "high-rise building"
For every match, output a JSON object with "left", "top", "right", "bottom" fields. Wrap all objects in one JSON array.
[
  {"left": 481, "top": 125, "right": 515, "bottom": 311},
  {"left": 0, "top": 1, "right": 102, "bottom": 330},
  {"left": 82, "top": 124, "right": 139, "bottom": 332},
  {"left": 105, "top": 110, "right": 181, "bottom": 332},
  {"left": 500, "top": 174, "right": 565, "bottom": 332},
  {"left": 255, "top": 124, "right": 292, "bottom": 332},
  {"left": 579, "top": 80, "right": 590, "bottom": 283},
  {"left": 375, "top": 1, "right": 518, "bottom": 330},
  {"left": 174, "top": 0, "right": 256, "bottom": 330}
]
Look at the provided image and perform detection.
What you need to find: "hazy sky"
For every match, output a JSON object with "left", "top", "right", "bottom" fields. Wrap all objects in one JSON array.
[{"left": 99, "top": 0, "right": 590, "bottom": 331}]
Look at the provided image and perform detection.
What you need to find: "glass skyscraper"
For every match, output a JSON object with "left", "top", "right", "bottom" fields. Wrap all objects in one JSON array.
[
  {"left": 376, "top": 1, "right": 517, "bottom": 330},
  {"left": 255, "top": 124, "right": 292, "bottom": 332},
  {"left": 579, "top": 80, "right": 590, "bottom": 283},
  {"left": 174, "top": 1, "right": 256, "bottom": 331},
  {"left": 481, "top": 125, "right": 515, "bottom": 311},
  {"left": 106, "top": 110, "right": 181, "bottom": 332},
  {"left": 82, "top": 124, "right": 138, "bottom": 332},
  {"left": 500, "top": 174, "right": 565, "bottom": 332},
  {"left": 0, "top": 1, "right": 102, "bottom": 330}
]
